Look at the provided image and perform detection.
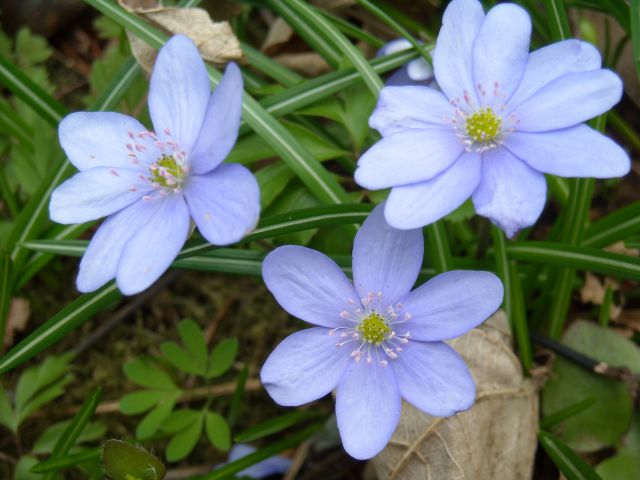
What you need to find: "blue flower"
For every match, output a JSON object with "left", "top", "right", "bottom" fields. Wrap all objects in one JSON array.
[
  {"left": 378, "top": 39, "right": 434, "bottom": 87},
  {"left": 50, "top": 35, "right": 260, "bottom": 295},
  {"left": 356, "top": 0, "right": 630, "bottom": 237},
  {"left": 260, "top": 204, "right": 503, "bottom": 459}
]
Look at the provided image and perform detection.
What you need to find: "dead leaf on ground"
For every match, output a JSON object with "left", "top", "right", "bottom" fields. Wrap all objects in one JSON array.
[
  {"left": 261, "top": 17, "right": 294, "bottom": 53},
  {"left": 118, "top": 0, "right": 243, "bottom": 73},
  {"left": 605, "top": 241, "right": 640, "bottom": 257},
  {"left": 4, "top": 298, "right": 30, "bottom": 349},
  {"left": 272, "top": 52, "right": 332, "bottom": 76},
  {"left": 579, "top": 272, "right": 622, "bottom": 320},
  {"left": 373, "top": 311, "right": 539, "bottom": 480}
]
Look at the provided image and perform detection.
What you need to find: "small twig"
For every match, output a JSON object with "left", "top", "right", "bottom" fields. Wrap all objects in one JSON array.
[
  {"left": 283, "top": 439, "right": 311, "bottom": 480},
  {"left": 43, "top": 378, "right": 262, "bottom": 417},
  {"left": 531, "top": 332, "right": 640, "bottom": 399},
  {"left": 72, "top": 271, "right": 183, "bottom": 355},
  {"left": 204, "top": 297, "right": 237, "bottom": 345}
]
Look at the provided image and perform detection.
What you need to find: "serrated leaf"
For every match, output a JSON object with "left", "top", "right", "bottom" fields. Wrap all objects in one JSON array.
[
  {"left": 161, "top": 409, "right": 201, "bottom": 434},
  {"left": 178, "top": 319, "right": 207, "bottom": 370},
  {"left": 32, "top": 420, "right": 107, "bottom": 454},
  {"left": 119, "top": 390, "right": 168, "bottom": 415},
  {"left": 123, "top": 358, "right": 176, "bottom": 390},
  {"left": 136, "top": 396, "right": 178, "bottom": 439},
  {"left": 165, "top": 413, "right": 204, "bottom": 462},
  {"left": 205, "top": 412, "right": 231, "bottom": 451},
  {"left": 15, "top": 27, "right": 52, "bottom": 66},
  {"left": 208, "top": 338, "right": 239, "bottom": 378},
  {"left": 160, "top": 342, "right": 201, "bottom": 375}
]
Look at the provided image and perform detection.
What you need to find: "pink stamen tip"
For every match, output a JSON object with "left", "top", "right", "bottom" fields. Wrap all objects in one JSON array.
[
  {"left": 126, "top": 144, "right": 133, "bottom": 151},
  {"left": 109, "top": 169, "right": 120, "bottom": 177},
  {"left": 163, "top": 127, "right": 171, "bottom": 136}
]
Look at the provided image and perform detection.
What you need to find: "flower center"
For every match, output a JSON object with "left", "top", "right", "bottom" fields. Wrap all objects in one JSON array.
[
  {"left": 148, "top": 154, "right": 186, "bottom": 190},
  {"left": 465, "top": 107, "right": 502, "bottom": 144},
  {"left": 357, "top": 312, "right": 390, "bottom": 344}
]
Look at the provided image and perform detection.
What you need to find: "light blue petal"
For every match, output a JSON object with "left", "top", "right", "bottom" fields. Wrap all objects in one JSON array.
[
  {"left": 397, "top": 271, "right": 503, "bottom": 341},
  {"left": 506, "top": 124, "right": 630, "bottom": 178},
  {"left": 472, "top": 148, "right": 546, "bottom": 237},
  {"left": 369, "top": 86, "right": 453, "bottom": 137},
  {"left": 355, "top": 128, "right": 464, "bottom": 189},
  {"left": 352, "top": 204, "right": 423, "bottom": 304},
  {"left": 407, "top": 58, "right": 433, "bottom": 81},
  {"left": 189, "top": 63, "right": 244, "bottom": 175},
  {"left": 262, "top": 246, "right": 359, "bottom": 328},
  {"left": 392, "top": 341, "right": 475, "bottom": 417},
  {"left": 512, "top": 69, "right": 622, "bottom": 132},
  {"left": 260, "top": 328, "right": 351, "bottom": 406},
  {"left": 58, "top": 112, "right": 157, "bottom": 171},
  {"left": 508, "top": 40, "right": 601, "bottom": 110},
  {"left": 377, "top": 38, "right": 412, "bottom": 57},
  {"left": 472, "top": 3, "right": 531, "bottom": 105},
  {"left": 49, "top": 167, "right": 150, "bottom": 224},
  {"left": 384, "top": 152, "right": 481, "bottom": 229},
  {"left": 116, "top": 195, "right": 190, "bottom": 295},
  {"left": 229, "top": 444, "right": 292, "bottom": 479},
  {"left": 336, "top": 360, "right": 401, "bottom": 460},
  {"left": 76, "top": 199, "right": 155, "bottom": 292},
  {"left": 433, "top": 0, "right": 485, "bottom": 105},
  {"left": 183, "top": 164, "right": 259, "bottom": 245},
  {"left": 149, "top": 35, "right": 211, "bottom": 154}
]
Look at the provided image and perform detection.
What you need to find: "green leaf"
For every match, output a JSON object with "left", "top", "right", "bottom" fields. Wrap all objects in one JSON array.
[
  {"left": 596, "top": 413, "right": 640, "bottom": 478},
  {"left": 15, "top": 27, "right": 52, "bottom": 66},
  {"left": 208, "top": 338, "right": 239, "bottom": 378},
  {"left": 256, "top": 162, "right": 296, "bottom": 210},
  {"left": 161, "top": 342, "right": 201, "bottom": 375},
  {"left": 33, "top": 421, "right": 106, "bottom": 454},
  {"left": 542, "top": 321, "right": 640, "bottom": 451},
  {"left": 538, "top": 431, "right": 603, "bottom": 480},
  {"left": 161, "top": 409, "right": 201, "bottom": 434},
  {"left": 0, "top": 387, "right": 15, "bottom": 432},
  {"left": 0, "top": 284, "right": 121, "bottom": 375},
  {"left": 235, "top": 411, "right": 322, "bottom": 443},
  {"left": 123, "top": 358, "right": 176, "bottom": 390},
  {"left": 340, "top": 79, "right": 377, "bottom": 152},
  {"left": 119, "top": 390, "right": 168, "bottom": 415},
  {"left": 265, "top": 180, "right": 321, "bottom": 246},
  {"left": 14, "top": 455, "right": 41, "bottom": 480},
  {"left": 30, "top": 449, "right": 101, "bottom": 474},
  {"left": 102, "top": 440, "right": 165, "bottom": 480},
  {"left": 178, "top": 319, "right": 207, "bottom": 369},
  {"left": 136, "top": 396, "right": 178, "bottom": 440},
  {"left": 15, "top": 354, "right": 72, "bottom": 412},
  {"left": 540, "top": 397, "right": 597, "bottom": 430},
  {"left": 165, "top": 412, "right": 204, "bottom": 462},
  {"left": 17, "top": 375, "right": 73, "bottom": 425},
  {"left": 205, "top": 411, "right": 231, "bottom": 451}
]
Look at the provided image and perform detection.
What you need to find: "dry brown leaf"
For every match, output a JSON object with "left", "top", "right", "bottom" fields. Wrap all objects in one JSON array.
[
  {"left": 261, "top": 17, "right": 294, "bottom": 53},
  {"left": 4, "top": 298, "right": 30, "bottom": 348},
  {"left": 372, "top": 311, "right": 539, "bottom": 480},
  {"left": 118, "top": 0, "right": 243, "bottom": 73},
  {"left": 604, "top": 241, "right": 640, "bottom": 257},
  {"left": 272, "top": 52, "right": 332, "bottom": 76}
]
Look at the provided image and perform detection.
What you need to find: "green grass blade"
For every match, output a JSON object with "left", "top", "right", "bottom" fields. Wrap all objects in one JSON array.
[
  {"left": 321, "top": 10, "right": 385, "bottom": 48},
  {"left": 40, "top": 387, "right": 102, "bottom": 479},
  {"left": 507, "top": 242, "right": 640, "bottom": 280},
  {"left": 0, "top": 54, "right": 66, "bottom": 127},
  {"left": 583, "top": 202, "right": 640, "bottom": 248},
  {"left": 30, "top": 449, "right": 101, "bottom": 474},
  {"left": 538, "top": 431, "right": 603, "bottom": 480},
  {"left": 235, "top": 411, "right": 323, "bottom": 443},
  {"left": 492, "top": 227, "right": 532, "bottom": 372},
  {"left": 425, "top": 223, "right": 452, "bottom": 274},
  {"left": 241, "top": 42, "right": 302, "bottom": 87},
  {"left": 265, "top": 0, "right": 341, "bottom": 68},
  {"left": 282, "top": 0, "right": 384, "bottom": 95},
  {"left": 631, "top": 0, "right": 640, "bottom": 79},
  {"left": 540, "top": 397, "right": 596, "bottom": 429},
  {"left": 357, "top": 0, "right": 432, "bottom": 63},
  {"left": 0, "top": 284, "right": 121, "bottom": 374},
  {"left": 543, "top": 0, "right": 572, "bottom": 40}
]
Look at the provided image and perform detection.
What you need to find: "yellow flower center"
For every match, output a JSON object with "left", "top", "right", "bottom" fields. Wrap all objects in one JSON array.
[
  {"left": 357, "top": 312, "right": 390, "bottom": 344},
  {"left": 465, "top": 107, "right": 502, "bottom": 144},
  {"left": 148, "top": 154, "right": 186, "bottom": 189}
]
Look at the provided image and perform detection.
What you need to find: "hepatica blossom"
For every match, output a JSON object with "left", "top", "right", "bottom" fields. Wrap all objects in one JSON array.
[
  {"left": 356, "top": 0, "right": 630, "bottom": 237},
  {"left": 378, "top": 39, "right": 434, "bottom": 87},
  {"left": 260, "top": 205, "right": 503, "bottom": 459},
  {"left": 49, "top": 35, "right": 259, "bottom": 295}
]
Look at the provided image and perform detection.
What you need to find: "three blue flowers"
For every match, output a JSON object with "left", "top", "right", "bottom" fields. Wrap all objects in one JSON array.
[{"left": 48, "top": 0, "right": 631, "bottom": 462}]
